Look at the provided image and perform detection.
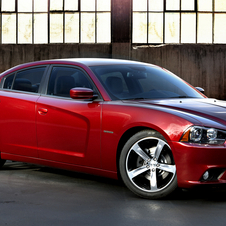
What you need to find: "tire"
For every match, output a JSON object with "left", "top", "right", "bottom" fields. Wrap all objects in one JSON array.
[
  {"left": 119, "top": 130, "right": 177, "bottom": 199},
  {"left": 0, "top": 156, "right": 6, "bottom": 168}
]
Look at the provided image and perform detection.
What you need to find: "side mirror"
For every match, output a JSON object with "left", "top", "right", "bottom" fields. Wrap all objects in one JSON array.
[
  {"left": 195, "top": 87, "right": 205, "bottom": 94},
  {"left": 70, "top": 87, "right": 96, "bottom": 100}
]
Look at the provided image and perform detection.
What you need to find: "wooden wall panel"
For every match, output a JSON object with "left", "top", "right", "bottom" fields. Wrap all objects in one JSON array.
[{"left": 0, "top": 43, "right": 226, "bottom": 99}]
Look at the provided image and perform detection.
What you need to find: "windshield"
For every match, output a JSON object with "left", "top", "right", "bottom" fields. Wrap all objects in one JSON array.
[{"left": 90, "top": 64, "right": 204, "bottom": 100}]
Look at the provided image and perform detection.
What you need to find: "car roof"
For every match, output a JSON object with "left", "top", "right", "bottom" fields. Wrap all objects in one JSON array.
[
  {"left": 49, "top": 58, "right": 152, "bottom": 67},
  {"left": 0, "top": 58, "right": 158, "bottom": 78}
]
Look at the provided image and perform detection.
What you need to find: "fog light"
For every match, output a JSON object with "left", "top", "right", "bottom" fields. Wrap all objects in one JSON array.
[{"left": 203, "top": 171, "right": 209, "bottom": 180}]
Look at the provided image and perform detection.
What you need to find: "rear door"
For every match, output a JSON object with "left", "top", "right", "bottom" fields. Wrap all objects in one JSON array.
[
  {"left": 0, "top": 66, "right": 47, "bottom": 157},
  {"left": 36, "top": 65, "right": 102, "bottom": 167}
]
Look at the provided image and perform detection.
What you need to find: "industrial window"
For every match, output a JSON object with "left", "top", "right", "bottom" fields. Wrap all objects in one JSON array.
[
  {"left": 133, "top": 0, "right": 226, "bottom": 44},
  {"left": 0, "top": 0, "right": 111, "bottom": 44}
]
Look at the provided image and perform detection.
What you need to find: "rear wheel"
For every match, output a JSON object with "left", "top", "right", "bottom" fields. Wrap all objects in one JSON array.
[
  {"left": 0, "top": 155, "right": 6, "bottom": 168},
  {"left": 119, "top": 130, "right": 177, "bottom": 199}
]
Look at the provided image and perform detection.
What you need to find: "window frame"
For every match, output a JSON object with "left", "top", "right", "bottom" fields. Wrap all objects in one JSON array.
[
  {"left": 0, "top": 0, "right": 111, "bottom": 44},
  {"left": 132, "top": 0, "right": 226, "bottom": 44}
]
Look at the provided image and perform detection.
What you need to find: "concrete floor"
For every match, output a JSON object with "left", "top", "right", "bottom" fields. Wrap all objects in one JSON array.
[{"left": 0, "top": 161, "right": 226, "bottom": 226}]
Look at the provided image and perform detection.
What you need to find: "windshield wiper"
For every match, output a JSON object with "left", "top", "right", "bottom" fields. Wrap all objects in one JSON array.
[
  {"left": 121, "top": 97, "right": 147, "bottom": 100},
  {"left": 170, "top": 96, "right": 191, "bottom": 98}
]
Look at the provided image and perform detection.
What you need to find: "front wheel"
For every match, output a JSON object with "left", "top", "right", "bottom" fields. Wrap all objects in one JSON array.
[{"left": 119, "top": 130, "right": 177, "bottom": 199}]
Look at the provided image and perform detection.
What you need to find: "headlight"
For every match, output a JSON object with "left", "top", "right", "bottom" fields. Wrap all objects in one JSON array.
[
  {"left": 190, "top": 126, "right": 203, "bottom": 142},
  {"left": 180, "top": 126, "right": 226, "bottom": 145}
]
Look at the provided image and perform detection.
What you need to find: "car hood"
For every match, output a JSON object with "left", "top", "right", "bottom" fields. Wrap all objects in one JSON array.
[{"left": 127, "top": 98, "right": 226, "bottom": 128}]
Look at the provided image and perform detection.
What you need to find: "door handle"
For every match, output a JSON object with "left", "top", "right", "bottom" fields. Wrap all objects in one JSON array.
[{"left": 38, "top": 108, "right": 48, "bottom": 115}]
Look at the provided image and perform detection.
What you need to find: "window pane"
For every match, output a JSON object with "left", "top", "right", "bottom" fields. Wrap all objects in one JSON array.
[
  {"left": 149, "top": 0, "right": 164, "bottom": 11},
  {"left": 2, "top": 14, "right": 16, "bottom": 43},
  {"left": 214, "top": 14, "right": 226, "bottom": 43},
  {"left": 181, "top": 13, "right": 196, "bottom": 43},
  {"left": 81, "top": 0, "right": 95, "bottom": 11},
  {"left": 97, "top": 0, "right": 111, "bottom": 11},
  {"left": 198, "top": 0, "right": 213, "bottom": 11},
  {"left": 34, "top": 13, "right": 48, "bottom": 44},
  {"left": 133, "top": 0, "right": 147, "bottom": 11},
  {"left": 148, "top": 13, "right": 163, "bottom": 43},
  {"left": 65, "top": 13, "right": 79, "bottom": 43},
  {"left": 181, "top": 0, "right": 195, "bottom": 11},
  {"left": 1, "top": 0, "right": 15, "bottom": 11},
  {"left": 13, "top": 67, "right": 46, "bottom": 93},
  {"left": 50, "top": 0, "right": 63, "bottom": 11},
  {"left": 197, "top": 13, "right": 212, "bottom": 43},
  {"left": 165, "top": 13, "right": 180, "bottom": 43},
  {"left": 34, "top": 0, "right": 48, "bottom": 12},
  {"left": 18, "top": 0, "right": 32, "bottom": 12},
  {"left": 133, "top": 12, "right": 147, "bottom": 43},
  {"left": 166, "top": 0, "right": 180, "bottom": 10},
  {"left": 65, "top": 0, "right": 79, "bottom": 11},
  {"left": 50, "top": 13, "right": 63, "bottom": 43},
  {"left": 97, "top": 13, "right": 111, "bottom": 43},
  {"left": 47, "top": 67, "right": 93, "bottom": 97},
  {"left": 215, "top": 0, "right": 226, "bottom": 12},
  {"left": 4, "top": 74, "right": 15, "bottom": 89},
  {"left": 81, "top": 13, "right": 95, "bottom": 43},
  {"left": 18, "top": 14, "right": 32, "bottom": 44}
]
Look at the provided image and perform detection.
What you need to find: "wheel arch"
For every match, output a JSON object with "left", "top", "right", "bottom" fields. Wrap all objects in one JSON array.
[{"left": 116, "top": 126, "right": 157, "bottom": 178}]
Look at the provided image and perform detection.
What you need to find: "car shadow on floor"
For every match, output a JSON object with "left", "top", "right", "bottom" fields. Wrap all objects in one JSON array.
[
  {"left": 2, "top": 160, "right": 124, "bottom": 188},
  {"left": 2, "top": 161, "right": 226, "bottom": 202}
]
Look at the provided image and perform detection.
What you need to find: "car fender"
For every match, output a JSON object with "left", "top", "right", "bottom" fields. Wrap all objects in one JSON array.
[{"left": 101, "top": 102, "right": 194, "bottom": 172}]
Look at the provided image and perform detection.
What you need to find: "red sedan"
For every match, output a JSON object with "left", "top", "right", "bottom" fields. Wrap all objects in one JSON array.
[{"left": 0, "top": 58, "right": 226, "bottom": 199}]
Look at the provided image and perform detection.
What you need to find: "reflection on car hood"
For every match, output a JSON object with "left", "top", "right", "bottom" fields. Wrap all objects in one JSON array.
[{"left": 135, "top": 98, "right": 226, "bottom": 127}]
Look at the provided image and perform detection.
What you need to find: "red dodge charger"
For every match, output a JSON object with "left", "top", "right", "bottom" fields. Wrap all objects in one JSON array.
[{"left": 0, "top": 58, "right": 225, "bottom": 199}]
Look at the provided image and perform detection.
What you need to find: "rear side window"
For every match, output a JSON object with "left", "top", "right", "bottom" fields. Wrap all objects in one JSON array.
[
  {"left": 3, "top": 67, "right": 46, "bottom": 93},
  {"left": 3, "top": 73, "right": 15, "bottom": 89}
]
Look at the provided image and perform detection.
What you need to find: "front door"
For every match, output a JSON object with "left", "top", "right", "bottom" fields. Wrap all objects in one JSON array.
[{"left": 36, "top": 66, "right": 102, "bottom": 168}]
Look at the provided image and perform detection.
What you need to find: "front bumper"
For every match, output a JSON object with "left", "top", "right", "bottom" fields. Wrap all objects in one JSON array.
[{"left": 170, "top": 141, "right": 226, "bottom": 188}]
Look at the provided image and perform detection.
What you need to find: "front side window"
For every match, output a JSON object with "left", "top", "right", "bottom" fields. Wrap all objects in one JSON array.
[
  {"left": 47, "top": 66, "right": 94, "bottom": 97},
  {"left": 3, "top": 66, "right": 46, "bottom": 93}
]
